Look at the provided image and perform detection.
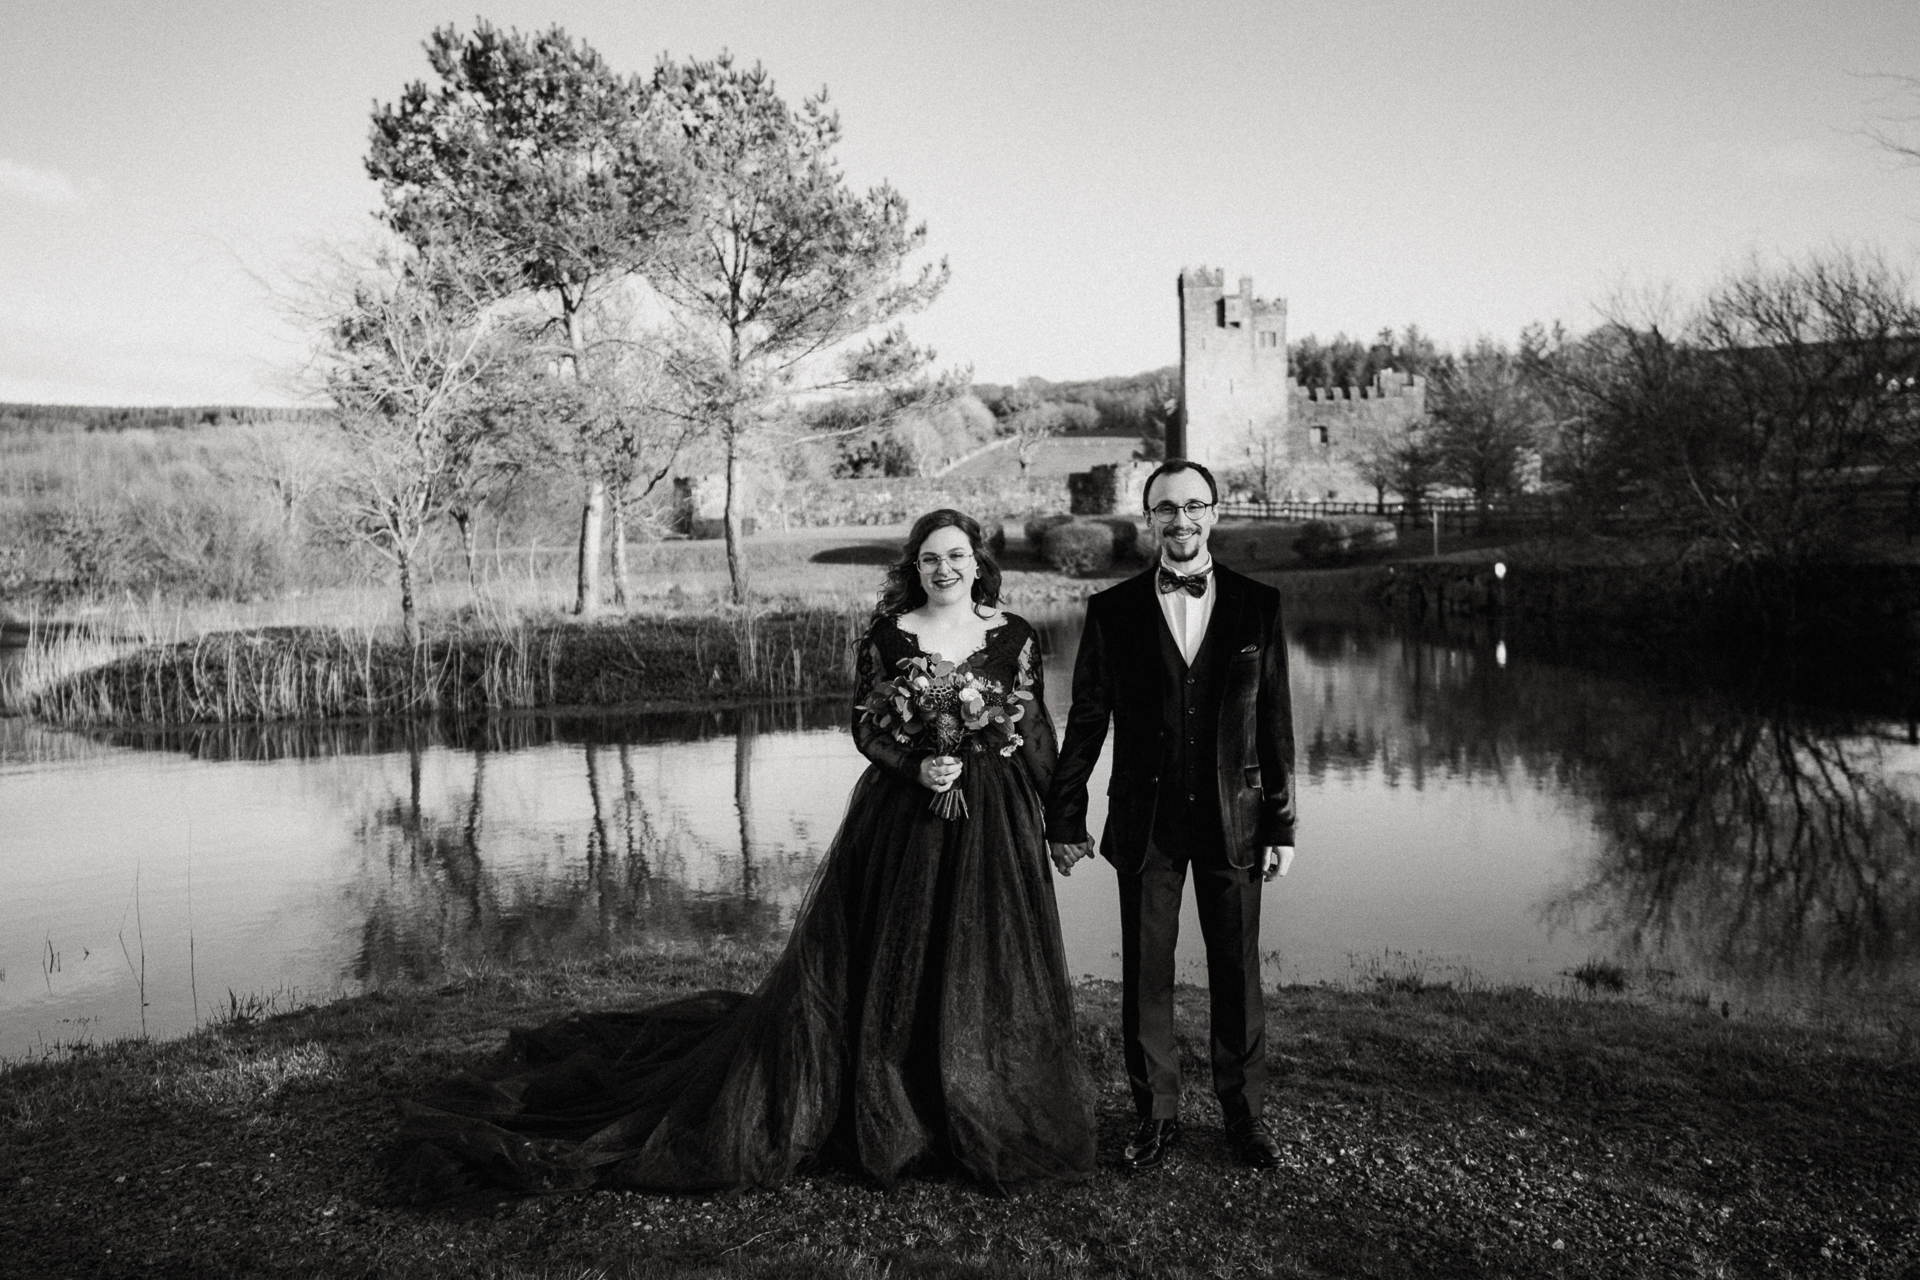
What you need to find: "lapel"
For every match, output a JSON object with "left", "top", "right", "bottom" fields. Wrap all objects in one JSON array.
[
  {"left": 1210, "top": 563, "right": 1248, "bottom": 655},
  {"left": 1112, "top": 570, "right": 1172, "bottom": 695},
  {"left": 1141, "top": 561, "right": 1245, "bottom": 672}
]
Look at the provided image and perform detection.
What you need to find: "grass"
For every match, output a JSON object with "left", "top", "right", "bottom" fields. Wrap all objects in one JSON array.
[
  {"left": 2, "top": 945, "right": 1915, "bottom": 1279},
  {"left": 11, "top": 608, "right": 873, "bottom": 726},
  {"left": 0, "top": 524, "right": 1117, "bottom": 726}
]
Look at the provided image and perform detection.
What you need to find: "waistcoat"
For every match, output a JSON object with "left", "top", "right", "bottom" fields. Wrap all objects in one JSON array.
[{"left": 1149, "top": 597, "right": 1228, "bottom": 861}]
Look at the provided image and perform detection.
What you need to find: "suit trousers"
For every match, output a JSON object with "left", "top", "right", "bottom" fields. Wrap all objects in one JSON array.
[{"left": 1116, "top": 840, "right": 1266, "bottom": 1124}]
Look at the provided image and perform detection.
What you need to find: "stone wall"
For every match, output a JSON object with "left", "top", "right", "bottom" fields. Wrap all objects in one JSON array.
[
  {"left": 1178, "top": 266, "right": 1426, "bottom": 504},
  {"left": 674, "top": 472, "right": 1073, "bottom": 531},
  {"left": 1285, "top": 371, "right": 1427, "bottom": 502}
]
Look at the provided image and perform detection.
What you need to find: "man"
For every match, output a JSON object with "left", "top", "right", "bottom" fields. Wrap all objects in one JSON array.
[{"left": 1045, "top": 459, "right": 1296, "bottom": 1171}]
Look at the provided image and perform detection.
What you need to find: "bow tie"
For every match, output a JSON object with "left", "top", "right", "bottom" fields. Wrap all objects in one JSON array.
[{"left": 1157, "top": 566, "right": 1211, "bottom": 597}]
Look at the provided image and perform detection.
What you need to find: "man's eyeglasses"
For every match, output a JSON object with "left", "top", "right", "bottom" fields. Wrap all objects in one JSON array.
[
  {"left": 916, "top": 549, "right": 975, "bottom": 573},
  {"left": 1149, "top": 500, "right": 1215, "bottom": 522}
]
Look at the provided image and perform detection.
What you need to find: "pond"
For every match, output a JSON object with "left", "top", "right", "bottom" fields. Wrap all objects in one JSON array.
[{"left": 5, "top": 600, "right": 1918, "bottom": 1061}]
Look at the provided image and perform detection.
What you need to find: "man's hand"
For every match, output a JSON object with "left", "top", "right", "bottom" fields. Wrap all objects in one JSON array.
[
  {"left": 1048, "top": 840, "right": 1095, "bottom": 876},
  {"left": 1260, "top": 846, "right": 1295, "bottom": 882}
]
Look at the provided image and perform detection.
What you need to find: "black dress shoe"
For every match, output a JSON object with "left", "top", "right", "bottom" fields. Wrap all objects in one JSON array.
[
  {"left": 1228, "top": 1118, "right": 1282, "bottom": 1170},
  {"left": 1121, "top": 1117, "right": 1180, "bottom": 1170}
]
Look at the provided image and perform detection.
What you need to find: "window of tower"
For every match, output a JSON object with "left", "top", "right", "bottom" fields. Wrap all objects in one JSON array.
[
  {"left": 1258, "top": 331, "right": 1278, "bottom": 348},
  {"left": 1311, "top": 424, "right": 1330, "bottom": 445}
]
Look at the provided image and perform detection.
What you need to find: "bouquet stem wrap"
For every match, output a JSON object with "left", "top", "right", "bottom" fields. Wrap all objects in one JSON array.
[{"left": 928, "top": 712, "right": 969, "bottom": 820}]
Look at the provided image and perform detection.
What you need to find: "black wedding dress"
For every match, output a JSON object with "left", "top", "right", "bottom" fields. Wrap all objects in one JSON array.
[{"left": 400, "top": 612, "right": 1096, "bottom": 1201}]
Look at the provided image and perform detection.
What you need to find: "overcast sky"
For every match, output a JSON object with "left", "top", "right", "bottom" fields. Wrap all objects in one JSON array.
[{"left": 3, "top": 0, "right": 1916, "bottom": 405}]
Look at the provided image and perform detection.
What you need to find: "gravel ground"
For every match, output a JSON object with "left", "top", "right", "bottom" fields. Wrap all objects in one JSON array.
[{"left": 3, "top": 949, "right": 1916, "bottom": 1279}]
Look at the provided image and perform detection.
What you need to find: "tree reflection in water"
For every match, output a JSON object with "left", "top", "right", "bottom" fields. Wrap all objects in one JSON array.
[
  {"left": 73, "top": 605, "right": 1920, "bottom": 1006},
  {"left": 1547, "top": 702, "right": 1920, "bottom": 995},
  {"left": 106, "top": 705, "right": 841, "bottom": 989},
  {"left": 1289, "top": 601, "right": 1920, "bottom": 999}
]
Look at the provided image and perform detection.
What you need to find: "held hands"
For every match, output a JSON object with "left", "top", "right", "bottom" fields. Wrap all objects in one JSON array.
[
  {"left": 918, "top": 754, "right": 963, "bottom": 793},
  {"left": 1047, "top": 842, "right": 1291, "bottom": 878},
  {"left": 1048, "top": 840, "right": 1095, "bottom": 876}
]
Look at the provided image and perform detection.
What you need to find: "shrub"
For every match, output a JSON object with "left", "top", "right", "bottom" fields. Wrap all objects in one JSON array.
[
  {"left": 1294, "top": 516, "right": 1397, "bottom": 565},
  {"left": 1023, "top": 512, "right": 1072, "bottom": 549},
  {"left": 1041, "top": 520, "right": 1115, "bottom": 577},
  {"left": 1095, "top": 516, "right": 1140, "bottom": 560},
  {"left": 1067, "top": 463, "right": 1120, "bottom": 515},
  {"left": 690, "top": 515, "right": 758, "bottom": 540},
  {"left": 977, "top": 517, "right": 1007, "bottom": 558},
  {"left": 1348, "top": 518, "right": 1398, "bottom": 553}
]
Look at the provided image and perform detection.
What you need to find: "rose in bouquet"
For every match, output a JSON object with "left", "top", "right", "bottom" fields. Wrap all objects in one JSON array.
[{"left": 857, "top": 653, "right": 1032, "bottom": 820}]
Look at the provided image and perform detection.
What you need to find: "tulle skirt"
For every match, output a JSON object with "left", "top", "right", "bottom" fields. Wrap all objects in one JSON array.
[{"left": 400, "top": 751, "right": 1096, "bottom": 1201}]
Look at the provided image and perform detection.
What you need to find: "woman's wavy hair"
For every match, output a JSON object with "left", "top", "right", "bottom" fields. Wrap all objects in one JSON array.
[{"left": 872, "top": 509, "right": 1003, "bottom": 623}]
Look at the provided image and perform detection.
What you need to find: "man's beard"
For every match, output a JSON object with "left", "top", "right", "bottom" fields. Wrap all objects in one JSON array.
[{"left": 1161, "top": 532, "right": 1205, "bottom": 564}]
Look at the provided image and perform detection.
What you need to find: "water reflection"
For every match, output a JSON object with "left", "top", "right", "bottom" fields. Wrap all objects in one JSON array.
[
  {"left": 6, "top": 602, "right": 1919, "bottom": 1060},
  {"left": 340, "top": 710, "right": 826, "bottom": 987},
  {"left": 1546, "top": 702, "right": 1920, "bottom": 994},
  {"left": 89, "top": 701, "right": 844, "bottom": 762},
  {"left": 1290, "top": 603, "right": 1920, "bottom": 999}
]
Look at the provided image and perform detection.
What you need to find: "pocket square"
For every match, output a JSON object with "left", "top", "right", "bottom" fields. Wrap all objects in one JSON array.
[{"left": 1238, "top": 643, "right": 1258, "bottom": 654}]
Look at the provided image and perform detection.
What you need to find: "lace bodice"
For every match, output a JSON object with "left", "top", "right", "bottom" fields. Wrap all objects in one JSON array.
[{"left": 851, "top": 612, "right": 1055, "bottom": 794}]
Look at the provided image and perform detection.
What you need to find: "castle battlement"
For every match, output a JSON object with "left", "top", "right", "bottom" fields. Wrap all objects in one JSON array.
[
  {"left": 1293, "top": 370, "right": 1424, "bottom": 403},
  {"left": 1178, "top": 267, "right": 1427, "bottom": 499}
]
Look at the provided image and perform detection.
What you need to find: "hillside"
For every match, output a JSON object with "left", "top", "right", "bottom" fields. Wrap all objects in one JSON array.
[{"left": 942, "top": 433, "right": 1143, "bottom": 479}]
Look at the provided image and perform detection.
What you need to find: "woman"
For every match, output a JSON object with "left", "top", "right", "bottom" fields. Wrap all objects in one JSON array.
[{"left": 401, "top": 510, "right": 1095, "bottom": 1201}]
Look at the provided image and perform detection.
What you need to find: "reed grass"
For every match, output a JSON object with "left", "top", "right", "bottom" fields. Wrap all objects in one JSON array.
[{"left": 12, "top": 607, "right": 868, "bottom": 727}]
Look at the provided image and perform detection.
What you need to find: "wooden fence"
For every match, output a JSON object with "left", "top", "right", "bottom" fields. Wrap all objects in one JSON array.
[
  {"left": 1216, "top": 497, "right": 1533, "bottom": 536},
  {"left": 1218, "top": 482, "right": 1920, "bottom": 541}
]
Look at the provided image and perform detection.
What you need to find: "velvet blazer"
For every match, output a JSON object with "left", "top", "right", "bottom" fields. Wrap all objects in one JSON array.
[{"left": 1044, "top": 563, "right": 1296, "bottom": 875}]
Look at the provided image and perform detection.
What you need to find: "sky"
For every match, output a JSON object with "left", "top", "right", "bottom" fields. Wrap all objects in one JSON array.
[{"left": 2, "top": 0, "right": 1917, "bottom": 405}]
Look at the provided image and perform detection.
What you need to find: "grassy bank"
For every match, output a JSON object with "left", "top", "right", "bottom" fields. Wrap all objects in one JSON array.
[
  {"left": 0, "top": 521, "right": 1121, "bottom": 725},
  {"left": 3, "top": 949, "right": 1914, "bottom": 1279}
]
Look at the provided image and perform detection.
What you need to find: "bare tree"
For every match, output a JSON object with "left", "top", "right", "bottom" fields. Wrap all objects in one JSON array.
[
  {"left": 1681, "top": 252, "right": 1920, "bottom": 561},
  {"left": 1233, "top": 424, "right": 1291, "bottom": 503},
  {"left": 316, "top": 242, "right": 513, "bottom": 645},
  {"left": 1550, "top": 252, "right": 1920, "bottom": 564},
  {"left": 1428, "top": 339, "right": 1542, "bottom": 516},
  {"left": 1006, "top": 402, "right": 1073, "bottom": 473},
  {"left": 241, "top": 424, "right": 336, "bottom": 531},
  {"left": 500, "top": 310, "right": 702, "bottom": 608},
  {"left": 1865, "top": 72, "right": 1920, "bottom": 166},
  {"left": 440, "top": 397, "right": 520, "bottom": 604},
  {"left": 1518, "top": 321, "right": 1613, "bottom": 521},
  {"left": 583, "top": 334, "right": 703, "bottom": 607},
  {"left": 367, "top": 21, "right": 692, "bottom": 616}
]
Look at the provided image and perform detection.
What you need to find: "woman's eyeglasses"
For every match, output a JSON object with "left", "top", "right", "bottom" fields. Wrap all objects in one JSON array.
[
  {"left": 1149, "top": 500, "right": 1215, "bottom": 521},
  {"left": 917, "top": 549, "right": 975, "bottom": 573}
]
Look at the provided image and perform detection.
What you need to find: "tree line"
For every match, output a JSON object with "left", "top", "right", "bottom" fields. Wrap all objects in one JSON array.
[
  {"left": 0, "top": 404, "right": 324, "bottom": 433},
  {"left": 1253, "top": 255, "right": 1920, "bottom": 572}
]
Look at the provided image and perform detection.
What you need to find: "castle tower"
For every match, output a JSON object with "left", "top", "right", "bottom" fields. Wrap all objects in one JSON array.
[{"left": 1177, "top": 267, "right": 1290, "bottom": 471}]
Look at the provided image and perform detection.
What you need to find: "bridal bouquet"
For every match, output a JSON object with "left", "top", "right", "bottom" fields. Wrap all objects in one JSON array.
[{"left": 857, "top": 654, "right": 1032, "bottom": 820}]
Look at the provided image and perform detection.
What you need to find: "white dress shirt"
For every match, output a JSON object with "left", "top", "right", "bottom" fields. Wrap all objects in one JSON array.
[{"left": 1155, "top": 553, "right": 1215, "bottom": 667}]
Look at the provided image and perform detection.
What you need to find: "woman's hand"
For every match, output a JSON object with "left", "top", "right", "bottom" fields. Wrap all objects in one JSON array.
[{"left": 918, "top": 754, "right": 962, "bottom": 793}]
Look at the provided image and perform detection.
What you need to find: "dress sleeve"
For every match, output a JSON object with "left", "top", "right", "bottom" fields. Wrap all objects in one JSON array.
[
  {"left": 1044, "top": 593, "right": 1112, "bottom": 846},
  {"left": 1011, "top": 621, "right": 1058, "bottom": 797},
  {"left": 850, "top": 622, "right": 927, "bottom": 787}
]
